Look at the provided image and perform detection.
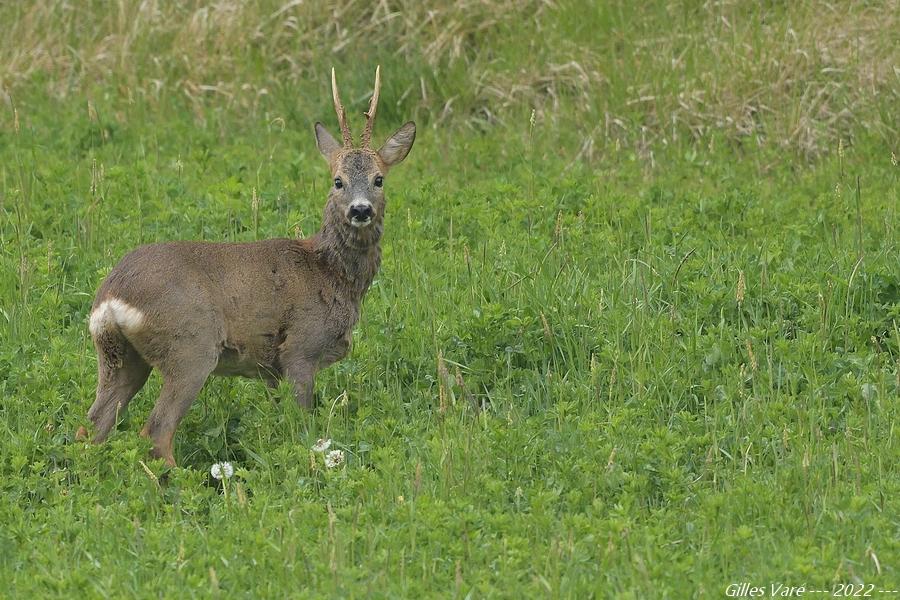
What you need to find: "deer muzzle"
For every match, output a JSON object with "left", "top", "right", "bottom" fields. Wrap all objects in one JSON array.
[{"left": 348, "top": 200, "right": 375, "bottom": 227}]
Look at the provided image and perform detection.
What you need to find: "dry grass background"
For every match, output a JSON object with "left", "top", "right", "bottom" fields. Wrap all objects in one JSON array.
[{"left": 1, "top": 0, "right": 898, "bottom": 160}]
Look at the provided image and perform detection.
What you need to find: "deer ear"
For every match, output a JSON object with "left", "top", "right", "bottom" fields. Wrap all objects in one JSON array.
[
  {"left": 315, "top": 122, "right": 342, "bottom": 161},
  {"left": 378, "top": 121, "right": 416, "bottom": 167}
]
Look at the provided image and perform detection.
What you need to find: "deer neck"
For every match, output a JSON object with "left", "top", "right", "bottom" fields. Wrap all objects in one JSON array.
[{"left": 314, "top": 214, "right": 382, "bottom": 301}]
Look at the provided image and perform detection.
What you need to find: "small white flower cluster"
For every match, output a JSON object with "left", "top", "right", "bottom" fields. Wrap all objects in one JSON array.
[
  {"left": 311, "top": 438, "right": 345, "bottom": 469},
  {"left": 324, "top": 450, "right": 345, "bottom": 469},
  {"left": 312, "top": 438, "right": 332, "bottom": 453},
  {"left": 210, "top": 461, "right": 234, "bottom": 480}
]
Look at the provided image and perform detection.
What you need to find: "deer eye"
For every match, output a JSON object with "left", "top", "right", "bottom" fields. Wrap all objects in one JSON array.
[
  {"left": 334, "top": 177, "right": 343, "bottom": 189},
  {"left": 374, "top": 175, "right": 383, "bottom": 188}
]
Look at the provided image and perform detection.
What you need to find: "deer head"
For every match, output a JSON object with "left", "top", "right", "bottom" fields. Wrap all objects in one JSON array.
[{"left": 314, "top": 66, "right": 416, "bottom": 241}]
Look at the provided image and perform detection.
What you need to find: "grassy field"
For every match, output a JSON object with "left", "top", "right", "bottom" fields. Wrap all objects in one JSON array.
[{"left": 1, "top": 0, "right": 898, "bottom": 597}]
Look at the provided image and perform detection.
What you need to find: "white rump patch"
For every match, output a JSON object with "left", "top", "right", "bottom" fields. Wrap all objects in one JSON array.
[{"left": 89, "top": 298, "right": 145, "bottom": 336}]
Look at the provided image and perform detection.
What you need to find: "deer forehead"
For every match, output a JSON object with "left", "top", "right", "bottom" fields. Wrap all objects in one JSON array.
[{"left": 334, "top": 151, "right": 382, "bottom": 182}]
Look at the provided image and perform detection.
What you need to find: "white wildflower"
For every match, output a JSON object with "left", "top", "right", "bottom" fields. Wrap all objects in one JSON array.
[
  {"left": 210, "top": 462, "right": 234, "bottom": 480},
  {"left": 312, "top": 438, "right": 332, "bottom": 453},
  {"left": 324, "top": 449, "right": 345, "bottom": 469}
]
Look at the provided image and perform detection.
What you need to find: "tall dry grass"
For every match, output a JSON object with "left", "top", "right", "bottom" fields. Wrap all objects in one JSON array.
[{"left": 1, "top": 0, "right": 897, "bottom": 160}]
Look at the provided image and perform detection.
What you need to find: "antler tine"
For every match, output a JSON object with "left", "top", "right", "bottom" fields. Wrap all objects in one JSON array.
[
  {"left": 331, "top": 67, "right": 353, "bottom": 147},
  {"left": 361, "top": 65, "right": 381, "bottom": 148}
]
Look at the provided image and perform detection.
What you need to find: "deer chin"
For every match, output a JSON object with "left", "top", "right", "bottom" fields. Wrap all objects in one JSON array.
[{"left": 349, "top": 216, "right": 373, "bottom": 228}]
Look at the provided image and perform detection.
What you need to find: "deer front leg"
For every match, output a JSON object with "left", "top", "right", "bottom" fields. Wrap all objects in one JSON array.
[
  {"left": 283, "top": 360, "right": 318, "bottom": 408},
  {"left": 280, "top": 331, "right": 350, "bottom": 409},
  {"left": 279, "top": 334, "right": 319, "bottom": 408}
]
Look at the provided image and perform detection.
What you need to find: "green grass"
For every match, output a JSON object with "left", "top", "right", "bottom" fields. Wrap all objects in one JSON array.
[{"left": 1, "top": 1, "right": 899, "bottom": 597}]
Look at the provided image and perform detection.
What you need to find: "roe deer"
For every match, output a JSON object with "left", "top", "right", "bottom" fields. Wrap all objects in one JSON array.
[{"left": 77, "top": 67, "right": 415, "bottom": 466}]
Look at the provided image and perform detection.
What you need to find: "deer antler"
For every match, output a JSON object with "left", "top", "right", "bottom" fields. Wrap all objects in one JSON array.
[
  {"left": 361, "top": 65, "right": 381, "bottom": 148},
  {"left": 331, "top": 67, "right": 353, "bottom": 147}
]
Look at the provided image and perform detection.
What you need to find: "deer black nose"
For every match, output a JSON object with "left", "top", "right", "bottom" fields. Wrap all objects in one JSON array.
[{"left": 349, "top": 202, "right": 374, "bottom": 222}]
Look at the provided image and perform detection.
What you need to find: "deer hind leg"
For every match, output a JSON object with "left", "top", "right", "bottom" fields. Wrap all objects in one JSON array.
[
  {"left": 140, "top": 351, "right": 217, "bottom": 467},
  {"left": 80, "top": 334, "right": 151, "bottom": 443}
]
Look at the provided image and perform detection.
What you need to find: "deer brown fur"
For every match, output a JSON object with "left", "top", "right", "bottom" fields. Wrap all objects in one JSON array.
[{"left": 77, "top": 67, "right": 415, "bottom": 466}]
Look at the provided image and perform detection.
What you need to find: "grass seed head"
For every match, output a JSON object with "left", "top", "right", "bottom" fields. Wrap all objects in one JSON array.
[
  {"left": 19, "top": 254, "right": 29, "bottom": 285},
  {"left": 208, "top": 567, "right": 219, "bottom": 593},
  {"left": 437, "top": 350, "right": 450, "bottom": 382},
  {"left": 745, "top": 339, "right": 757, "bottom": 372}
]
